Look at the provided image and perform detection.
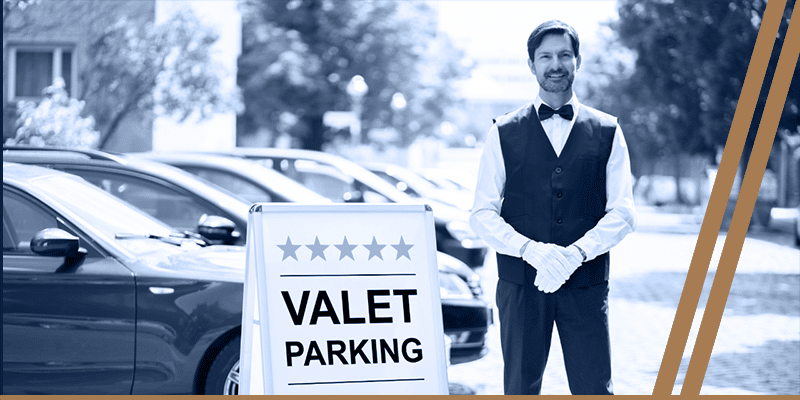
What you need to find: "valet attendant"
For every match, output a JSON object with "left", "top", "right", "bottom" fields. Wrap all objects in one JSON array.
[{"left": 469, "top": 19, "right": 637, "bottom": 395}]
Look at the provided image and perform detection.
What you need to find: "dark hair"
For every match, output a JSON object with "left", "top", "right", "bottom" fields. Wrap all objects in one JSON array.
[{"left": 527, "top": 20, "right": 580, "bottom": 60}]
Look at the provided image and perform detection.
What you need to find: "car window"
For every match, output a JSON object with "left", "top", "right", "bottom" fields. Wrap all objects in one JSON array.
[
  {"left": 180, "top": 166, "right": 273, "bottom": 204},
  {"left": 3, "top": 191, "right": 56, "bottom": 253},
  {"left": 295, "top": 171, "right": 355, "bottom": 202},
  {"left": 74, "top": 171, "right": 219, "bottom": 234},
  {"left": 2, "top": 209, "right": 15, "bottom": 251},
  {"left": 3, "top": 189, "right": 101, "bottom": 257}
]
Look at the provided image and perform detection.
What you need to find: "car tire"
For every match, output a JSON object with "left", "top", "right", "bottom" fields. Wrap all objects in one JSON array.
[{"left": 204, "top": 336, "right": 240, "bottom": 395}]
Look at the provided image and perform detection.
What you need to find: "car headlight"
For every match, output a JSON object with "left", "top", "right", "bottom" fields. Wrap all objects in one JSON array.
[{"left": 439, "top": 271, "right": 474, "bottom": 299}]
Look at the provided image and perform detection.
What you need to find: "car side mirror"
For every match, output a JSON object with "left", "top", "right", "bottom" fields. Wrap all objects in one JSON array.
[
  {"left": 30, "top": 228, "right": 88, "bottom": 273},
  {"left": 198, "top": 214, "right": 241, "bottom": 245},
  {"left": 31, "top": 228, "right": 82, "bottom": 257}
]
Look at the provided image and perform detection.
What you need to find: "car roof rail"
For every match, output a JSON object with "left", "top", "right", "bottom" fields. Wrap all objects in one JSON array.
[{"left": 3, "top": 145, "right": 127, "bottom": 164}]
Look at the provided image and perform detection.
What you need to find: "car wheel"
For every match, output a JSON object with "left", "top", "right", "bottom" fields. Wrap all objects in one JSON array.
[{"left": 204, "top": 336, "right": 240, "bottom": 395}]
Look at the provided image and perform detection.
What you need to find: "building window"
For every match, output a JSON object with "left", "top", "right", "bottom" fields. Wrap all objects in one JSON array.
[{"left": 7, "top": 45, "right": 75, "bottom": 101}]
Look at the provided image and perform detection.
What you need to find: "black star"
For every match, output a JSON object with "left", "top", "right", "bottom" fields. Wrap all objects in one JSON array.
[
  {"left": 392, "top": 236, "right": 413, "bottom": 260},
  {"left": 334, "top": 236, "right": 358, "bottom": 260},
  {"left": 364, "top": 236, "right": 386, "bottom": 260},
  {"left": 277, "top": 236, "right": 301, "bottom": 261},
  {"left": 306, "top": 236, "right": 329, "bottom": 261}
]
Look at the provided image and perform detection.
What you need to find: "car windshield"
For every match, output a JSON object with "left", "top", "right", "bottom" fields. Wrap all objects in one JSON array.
[{"left": 30, "top": 174, "right": 179, "bottom": 253}]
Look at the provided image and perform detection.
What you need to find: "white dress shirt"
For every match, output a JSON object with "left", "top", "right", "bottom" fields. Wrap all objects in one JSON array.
[{"left": 469, "top": 93, "right": 637, "bottom": 261}]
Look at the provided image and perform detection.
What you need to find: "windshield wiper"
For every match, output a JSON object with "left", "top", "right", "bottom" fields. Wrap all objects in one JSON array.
[
  {"left": 178, "top": 230, "right": 211, "bottom": 246},
  {"left": 115, "top": 232, "right": 208, "bottom": 247}
]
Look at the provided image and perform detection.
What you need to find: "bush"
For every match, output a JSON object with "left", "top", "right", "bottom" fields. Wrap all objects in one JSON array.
[{"left": 5, "top": 78, "right": 99, "bottom": 148}]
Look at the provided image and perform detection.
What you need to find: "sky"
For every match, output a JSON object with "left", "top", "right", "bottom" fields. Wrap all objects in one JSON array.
[{"left": 436, "top": 1, "right": 620, "bottom": 101}]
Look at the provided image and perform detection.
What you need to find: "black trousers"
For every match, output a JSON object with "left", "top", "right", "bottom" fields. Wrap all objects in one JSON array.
[{"left": 495, "top": 278, "right": 613, "bottom": 395}]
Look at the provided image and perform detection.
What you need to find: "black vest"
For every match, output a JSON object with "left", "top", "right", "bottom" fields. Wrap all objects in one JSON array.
[{"left": 495, "top": 102, "right": 617, "bottom": 289}]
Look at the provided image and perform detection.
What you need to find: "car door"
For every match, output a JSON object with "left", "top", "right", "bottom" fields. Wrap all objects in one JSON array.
[{"left": 2, "top": 187, "right": 136, "bottom": 395}]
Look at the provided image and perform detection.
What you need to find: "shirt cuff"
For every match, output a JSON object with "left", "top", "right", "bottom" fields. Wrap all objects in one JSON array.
[
  {"left": 511, "top": 234, "right": 531, "bottom": 257},
  {"left": 573, "top": 237, "right": 595, "bottom": 262}
]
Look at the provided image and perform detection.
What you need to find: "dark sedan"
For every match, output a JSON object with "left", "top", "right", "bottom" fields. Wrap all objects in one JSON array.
[
  {"left": 3, "top": 162, "right": 245, "bottom": 395},
  {"left": 3, "top": 146, "right": 328, "bottom": 246}
]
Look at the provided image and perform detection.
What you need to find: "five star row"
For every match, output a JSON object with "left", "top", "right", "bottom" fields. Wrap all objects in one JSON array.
[{"left": 276, "top": 236, "right": 415, "bottom": 261}]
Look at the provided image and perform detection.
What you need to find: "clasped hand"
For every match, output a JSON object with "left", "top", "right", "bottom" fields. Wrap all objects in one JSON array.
[{"left": 521, "top": 241, "right": 583, "bottom": 293}]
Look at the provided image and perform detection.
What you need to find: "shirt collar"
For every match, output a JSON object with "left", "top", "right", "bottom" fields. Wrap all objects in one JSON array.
[{"left": 533, "top": 92, "right": 580, "bottom": 115}]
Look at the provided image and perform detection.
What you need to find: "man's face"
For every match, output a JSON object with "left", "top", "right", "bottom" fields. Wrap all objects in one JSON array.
[{"left": 528, "top": 33, "right": 581, "bottom": 94}]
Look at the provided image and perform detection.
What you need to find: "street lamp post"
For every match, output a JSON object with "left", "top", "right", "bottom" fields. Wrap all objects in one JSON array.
[
  {"left": 346, "top": 75, "right": 369, "bottom": 146},
  {"left": 390, "top": 92, "right": 407, "bottom": 143}
]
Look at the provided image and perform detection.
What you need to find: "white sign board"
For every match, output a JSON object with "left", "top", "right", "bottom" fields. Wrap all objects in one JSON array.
[{"left": 240, "top": 204, "right": 448, "bottom": 395}]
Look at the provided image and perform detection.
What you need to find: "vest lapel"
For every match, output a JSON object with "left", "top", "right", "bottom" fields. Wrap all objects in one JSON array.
[
  {"left": 526, "top": 108, "right": 559, "bottom": 160},
  {"left": 560, "top": 109, "right": 592, "bottom": 159}
]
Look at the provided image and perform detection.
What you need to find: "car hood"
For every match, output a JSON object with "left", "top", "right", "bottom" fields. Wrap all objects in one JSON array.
[{"left": 131, "top": 244, "right": 247, "bottom": 283}]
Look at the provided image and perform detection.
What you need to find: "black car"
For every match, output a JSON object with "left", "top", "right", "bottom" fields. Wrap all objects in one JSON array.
[
  {"left": 3, "top": 162, "right": 246, "bottom": 394},
  {"left": 361, "top": 161, "right": 474, "bottom": 212},
  {"left": 4, "top": 146, "right": 492, "bottom": 365},
  {"left": 131, "top": 151, "right": 334, "bottom": 206},
  {"left": 200, "top": 148, "right": 489, "bottom": 269},
  {"left": 2, "top": 146, "right": 328, "bottom": 245}
]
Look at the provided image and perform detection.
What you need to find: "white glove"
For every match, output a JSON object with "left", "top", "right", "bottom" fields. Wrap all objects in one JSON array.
[
  {"left": 534, "top": 268, "right": 562, "bottom": 293},
  {"left": 554, "top": 244, "right": 583, "bottom": 279},
  {"left": 539, "top": 245, "right": 584, "bottom": 293},
  {"left": 521, "top": 240, "right": 570, "bottom": 292}
]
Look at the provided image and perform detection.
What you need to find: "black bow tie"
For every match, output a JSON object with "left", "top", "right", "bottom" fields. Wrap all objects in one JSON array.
[{"left": 538, "top": 104, "right": 574, "bottom": 121}]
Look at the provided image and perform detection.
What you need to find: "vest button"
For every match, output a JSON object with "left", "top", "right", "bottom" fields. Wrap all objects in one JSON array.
[
  {"left": 557, "top": 218, "right": 563, "bottom": 224},
  {"left": 556, "top": 192, "right": 563, "bottom": 198},
  {"left": 555, "top": 167, "right": 562, "bottom": 174}
]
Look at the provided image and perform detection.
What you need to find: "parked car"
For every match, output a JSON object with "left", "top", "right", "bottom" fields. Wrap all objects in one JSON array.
[
  {"left": 207, "top": 148, "right": 489, "bottom": 269},
  {"left": 134, "top": 151, "right": 493, "bottom": 362},
  {"left": 361, "top": 161, "right": 473, "bottom": 211},
  {"left": 129, "top": 151, "right": 331, "bottom": 206},
  {"left": 3, "top": 146, "right": 318, "bottom": 245},
  {"left": 4, "top": 147, "right": 492, "bottom": 366},
  {"left": 3, "top": 162, "right": 245, "bottom": 395}
]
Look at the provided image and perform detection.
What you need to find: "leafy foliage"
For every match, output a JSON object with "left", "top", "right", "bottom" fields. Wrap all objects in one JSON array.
[
  {"left": 237, "top": 0, "right": 470, "bottom": 150},
  {"left": 3, "top": 0, "right": 40, "bottom": 28},
  {"left": 81, "top": 9, "right": 241, "bottom": 149},
  {"left": 6, "top": 78, "right": 99, "bottom": 148},
  {"left": 608, "top": 0, "right": 798, "bottom": 171}
]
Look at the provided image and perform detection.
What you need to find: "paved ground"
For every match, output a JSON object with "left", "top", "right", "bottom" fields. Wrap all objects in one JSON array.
[{"left": 447, "top": 209, "right": 800, "bottom": 395}]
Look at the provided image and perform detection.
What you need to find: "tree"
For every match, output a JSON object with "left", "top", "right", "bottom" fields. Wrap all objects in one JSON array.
[
  {"left": 603, "top": 0, "right": 798, "bottom": 204},
  {"left": 81, "top": 9, "right": 240, "bottom": 149},
  {"left": 611, "top": 0, "right": 798, "bottom": 169},
  {"left": 3, "top": 0, "right": 40, "bottom": 31},
  {"left": 237, "top": 0, "right": 470, "bottom": 150},
  {"left": 5, "top": 78, "right": 99, "bottom": 148}
]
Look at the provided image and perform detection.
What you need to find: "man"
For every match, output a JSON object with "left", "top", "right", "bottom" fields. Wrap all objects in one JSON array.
[{"left": 469, "top": 19, "right": 637, "bottom": 395}]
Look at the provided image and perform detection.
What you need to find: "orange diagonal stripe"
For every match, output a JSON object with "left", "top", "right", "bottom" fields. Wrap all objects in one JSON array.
[
  {"left": 681, "top": 6, "right": 799, "bottom": 395},
  {"left": 652, "top": 0, "right": 788, "bottom": 394}
]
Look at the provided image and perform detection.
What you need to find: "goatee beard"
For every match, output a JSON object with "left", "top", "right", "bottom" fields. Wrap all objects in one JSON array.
[{"left": 540, "top": 77, "right": 572, "bottom": 93}]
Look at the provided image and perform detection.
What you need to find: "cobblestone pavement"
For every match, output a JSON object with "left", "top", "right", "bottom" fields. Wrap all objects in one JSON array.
[{"left": 447, "top": 228, "right": 800, "bottom": 395}]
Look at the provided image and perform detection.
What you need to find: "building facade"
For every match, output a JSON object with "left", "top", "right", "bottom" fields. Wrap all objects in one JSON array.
[{"left": 3, "top": 0, "right": 239, "bottom": 152}]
